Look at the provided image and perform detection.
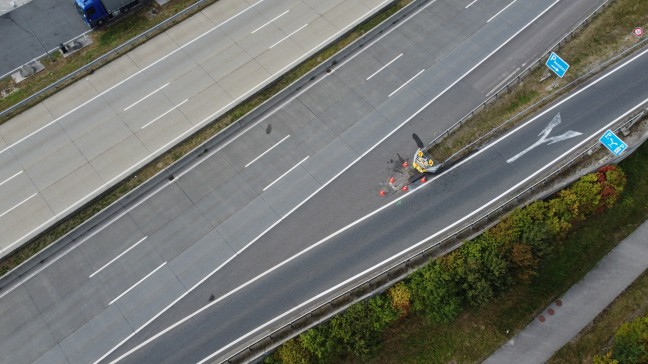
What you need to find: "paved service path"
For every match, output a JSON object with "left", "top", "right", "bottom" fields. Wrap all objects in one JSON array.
[
  {"left": 0, "top": 0, "right": 611, "bottom": 363},
  {"left": 484, "top": 219, "right": 648, "bottom": 364}
]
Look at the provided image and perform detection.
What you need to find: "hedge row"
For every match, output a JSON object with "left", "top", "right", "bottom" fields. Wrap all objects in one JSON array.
[{"left": 266, "top": 165, "right": 627, "bottom": 364}]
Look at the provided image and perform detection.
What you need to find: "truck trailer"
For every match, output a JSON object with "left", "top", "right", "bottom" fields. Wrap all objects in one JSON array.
[{"left": 75, "top": 0, "right": 143, "bottom": 27}]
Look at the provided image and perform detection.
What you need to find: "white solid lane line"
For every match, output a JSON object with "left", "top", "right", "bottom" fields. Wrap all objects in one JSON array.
[
  {"left": 388, "top": 69, "right": 425, "bottom": 97},
  {"left": 269, "top": 23, "right": 308, "bottom": 49},
  {"left": 140, "top": 99, "right": 188, "bottom": 130},
  {"left": 252, "top": 9, "right": 290, "bottom": 34},
  {"left": 0, "top": 0, "right": 265, "bottom": 157},
  {"left": 366, "top": 53, "right": 403, "bottom": 81},
  {"left": 98, "top": 0, "right": 567, "bottom": 360},
  {"left": 245, "top": 135, "right": 290, "bottom": 168},
  {"left": 106, "top": 1, "right": 570, "bottom": 361},
  {"left": 0, "top": 170, "right": 22, "bottom": 188},
  {"left": 8, "top": 0, "right": 395, "bottom": 258},
  {"left": 465, "top": 0, "right": 479, "bottom": 9},
  {"left": 123, "top": 83, "right": 170, "bottom": 111},
  {"left": 89, "top": 236, "right": 147, "bottom": 278},
  {"left": 262, "top": 156, "right": 309, "bottom": 192},
  {"left": 197, "top": 75, "right": 648, "bottom": 364},
  {"left": 488, "top": 0, "right": 517, "bottom": 23},
  {"left": 109, "top": 262, "right": 166, "bottom": 305},
  {"left": 0, "top": 193, "right": 37, "bottom": 220}
]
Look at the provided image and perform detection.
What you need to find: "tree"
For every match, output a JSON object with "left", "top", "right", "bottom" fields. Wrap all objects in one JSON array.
[
  {"left": 328, "top": 295, "right": 398, "bottom": 358},
  {"left": 388, "top": 282, "right": 411, "bottom": 317},
  {"left": 276, "top": 338, "right": 313, "bottom": 364},
  {"left": 409, "top": 259, "right": 463, "bottom": 323},
  {"left": 509, "top": 243, "right": 538, "bottom": 281},
  {"left": 299, "top": 324, "right": 337, "bottom": 363}
]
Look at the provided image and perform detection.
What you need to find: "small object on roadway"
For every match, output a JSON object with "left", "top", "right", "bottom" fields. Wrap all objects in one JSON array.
[
  {"left": 401, "top": 185, "right": 408, "bottom": 192},
  {"left": 633, "top": 27, "right": 644, "bottom": 37},
  {"left": 412, "top": 148, "right": 441, "bottom": 173}
]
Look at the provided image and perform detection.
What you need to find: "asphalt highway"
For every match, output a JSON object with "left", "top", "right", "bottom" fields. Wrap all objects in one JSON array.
[
  {"left": 116, "top": 44, "right": 648, "bottom": 364},
  {"left": 0, "top": 0, "right": 611, "bottom": 363}
]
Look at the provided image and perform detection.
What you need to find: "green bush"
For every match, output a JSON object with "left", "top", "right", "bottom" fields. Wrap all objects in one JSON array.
[
  {"left": 409, "top": 259, "right": 463, "bottom": 323},
  {"left": 272, "top": 166, "right": 628, "bottom": 363},
  {"left": 611, "top": 315, "right": 648, "bottom": 363},
  {"left": 276, "top": 338, "right": 313, "bottom": 364}
]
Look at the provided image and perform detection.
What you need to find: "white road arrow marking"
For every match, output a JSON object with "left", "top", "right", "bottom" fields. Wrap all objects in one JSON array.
[{"left": 507, "top": 113, "right": 581, "bottom": 163}]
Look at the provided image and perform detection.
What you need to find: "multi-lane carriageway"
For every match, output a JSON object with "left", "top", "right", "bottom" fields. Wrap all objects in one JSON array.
[
  {"left": 0, "top": 0, "right": 617, "bottom": 363},
  {"left": 0, "top": 0, "right": 395, "bottom": 257}
]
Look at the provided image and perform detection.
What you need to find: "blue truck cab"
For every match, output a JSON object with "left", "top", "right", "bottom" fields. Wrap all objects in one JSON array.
[{"left": 75, "top": 0, "right": 141, "bottom": 27}]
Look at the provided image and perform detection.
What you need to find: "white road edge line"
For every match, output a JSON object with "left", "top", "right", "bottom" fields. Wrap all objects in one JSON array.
[
  {"left": 388, "top": 69, "right": 425, "bottom": 97},
  {"left": 0, "top": 170, "right": 22, "bottom": 187},
  {"left": 262, "top": 156, "right": 309, "bottom": 192},
  {"left": 140, "top": 99, "right": 188, "bottom": 129},
  {"left": 245, "top": 135, "right": 290, "bottom": 168},
  {"left": 0, "top": 193, "right": 37, "bottom": 220},
  {"left": 488, "top": 0, "right": 517, "bottom": 23},
  {"left": 0, "top": 0, "right": 265, "bottom": 157},
  {"left": 486, "top": 67, "right": 520, "bottom": 97},
  {"left": 465, "top": 0, "right": 479, "bottom": 9},
  {"left": 104, "top": 1, "right": 571, "bottom": 362},
  {"left": 269, "top": 23, "right": 308, "bottom": 49},
  {"left": 197, "top": 80, "right": 648, "bottom": 364},
  {"left": 89, "top": 236, "right": 147, "bottom": 278},
  {"left": 4, "top": 0, "right": 395, "bottom": 265},
  {"left": 366, "top": 53, "right": 403, "bottom": 80},
  {"left": 109, "top": 262, "right": 166, "bottom": 306},
  {"left": 123, "top": 83, "right": 170, "bottom": 111},
  {"left": 252, "top": 9, "right": 290, "bottom": 34}
]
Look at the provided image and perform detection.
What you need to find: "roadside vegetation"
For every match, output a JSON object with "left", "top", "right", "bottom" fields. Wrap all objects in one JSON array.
[
  {"left": 0, "top": 0, "right": 413, "bottom": 275},
  {"left": 549, "top": 270, "right": 648, "bottom": 364},
  {"left": 264, "top": 162, "right": 633, "bottom": 363},
  {"left": 258, "top": 0, "right": 648, "bottom": 362},
  {"left": 430, "top": 0, "right": 648, "bottom": 162}
]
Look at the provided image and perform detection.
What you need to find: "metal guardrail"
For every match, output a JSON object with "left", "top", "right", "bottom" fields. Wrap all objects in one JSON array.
[
  {"left": 429, "top": 0, "right": 648, "bottom": 163},
  {"left": 221, "top": 97, "right": 648, "bottom": 364},
  {"left": 0, "top": 0, "right": 420, "bottom": 291},
  {"left": 220, "top": 3, "right": 648, "bottom": 362},
  {"left": 0, "top": 0, "right": 221, "bottom": 118}
]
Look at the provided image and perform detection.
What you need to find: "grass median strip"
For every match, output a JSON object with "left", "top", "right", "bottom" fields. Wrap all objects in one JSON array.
[
  {"left": 262, "top": 0, "right": 648, "bottom": 362},
  {"left": 0, "top": 0, "right": 413, "bottom": 275},
  {"left": 429, "top": 0, "right": 648, "bottom": 163}
]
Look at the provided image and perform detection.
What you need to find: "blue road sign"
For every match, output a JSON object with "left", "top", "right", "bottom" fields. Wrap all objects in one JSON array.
[
  {"left": 545, "top": 52, "right": 570, "bottom": 78},
  {"left": 599, "top": 129, "right": 627, "bottom": 156}
]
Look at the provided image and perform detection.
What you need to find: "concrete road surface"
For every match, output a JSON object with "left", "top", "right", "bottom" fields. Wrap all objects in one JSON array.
[
  {"left": 0, "top": 0, "right": 611, "bottom": 363},
  {"left": 0, "top": 0, "right": 394, "bottom": 258},
  {"left": 484, "top": 220, "right": 648, "bottom": 364},
  {"left": 110, "top": 42, "right": 648, "bottom": 364}
]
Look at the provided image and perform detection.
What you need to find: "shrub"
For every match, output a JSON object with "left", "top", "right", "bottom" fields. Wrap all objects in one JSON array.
[
  {"left": 388, "top": 282, "right": 412, "bottom": 317},
  {"left": 276, "top": 338, "right": 313, "bottom": 364},
  {"left": 410, "top": 259, "right": 463, "bottom": 323},
  {"left": 611, "top": 315, "right": 648, "bottom": 363}
]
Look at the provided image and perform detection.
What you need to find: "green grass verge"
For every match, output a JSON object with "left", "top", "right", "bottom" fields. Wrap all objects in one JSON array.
[
  {"left": 0, "top": 0, "right": 217, "bottom": 120},
  {"left": 429, "top": 0, "right": 648, "bottom": 162},
  {"left": 0, "top": 0, "right": 413, "bottom": 275},
  {"left": 547, "top": 269, "right": 648, "bottom": 363},
  {"left": 344, "top": 123, "right": 648, "bottom": 364}
]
